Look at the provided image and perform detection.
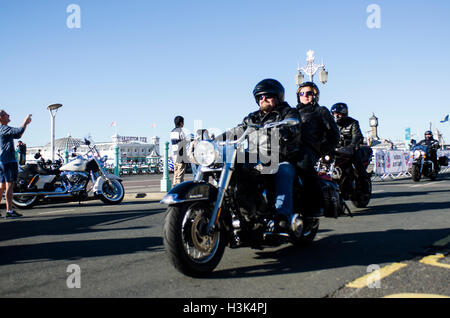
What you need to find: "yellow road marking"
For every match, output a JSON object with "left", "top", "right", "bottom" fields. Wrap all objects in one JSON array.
[
  {"left": 419, "top": 254, "right": 450, "bottom": 269},
  {"left": 346, "top": 263, "right": 408, "bottom": 288},
  {"left": 384, "top": 293, "right": 449, "bottom": 298}
]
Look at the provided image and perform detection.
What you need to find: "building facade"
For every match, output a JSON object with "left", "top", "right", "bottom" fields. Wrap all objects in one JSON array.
[{"left": 25, "top": 134, "right": 160, "bottom": 167}]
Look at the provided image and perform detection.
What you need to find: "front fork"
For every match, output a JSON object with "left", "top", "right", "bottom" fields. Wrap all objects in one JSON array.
[{"left": 206, "top": 148, "right": 237, "bottom": 235}]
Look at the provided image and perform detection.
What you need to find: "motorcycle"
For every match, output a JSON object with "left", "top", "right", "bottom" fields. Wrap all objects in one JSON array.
[
  {"left": 410, "top": 143, "right": 446, "bottom": 181},
  {"left": 13, "top": 138, "right": 125, "bottom": 209},
  {"left": 318, "top": 145, "right": 373, "bottom": 208},
  {"left": 160, "top": 119, "right": 346, "bottom": 277}
]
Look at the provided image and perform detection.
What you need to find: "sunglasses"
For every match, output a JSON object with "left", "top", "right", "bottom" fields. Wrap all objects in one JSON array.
[
  {"left": 299, "top": 91, "right": 315, "bottom": 97},
  {"left": 257, "top": 94, "right": 276, "bottom": 101}
]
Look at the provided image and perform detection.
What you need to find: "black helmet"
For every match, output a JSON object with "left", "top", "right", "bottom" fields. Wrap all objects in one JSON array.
[
  {"left": 253, "top": 79, "right": 285, "bottom": 105},
  {"left": 424, "top": 130, "right": 433, "bottom": 139},
  {"left": 296, "top": 81, "right": 320, "bottom": 104},
  {"left": 330, "top": 103, "right": 349, "bottom": 116}
]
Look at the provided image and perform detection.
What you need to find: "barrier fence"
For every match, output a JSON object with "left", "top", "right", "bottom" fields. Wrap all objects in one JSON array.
[{"left": 371, "top": 149, "right": 450, "bottom": 181}]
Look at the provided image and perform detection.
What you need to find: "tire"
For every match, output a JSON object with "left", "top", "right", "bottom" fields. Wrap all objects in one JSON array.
[
  {"left": 290, "top": 217, "right": 319, "bottom": 247},
  {"left": 411, "top": 165, "right": 421, "bottom": 182},
  {"left": 12, "top": 195, "right": 38, "bottom": 209},
  {"left": 99, "top": 179, "right": 125, "bottom": 205},
  {"left": 351, "top": 179, "right": 372, "bottom": 208},
  {"left": 163, "top": 202, "right": 226, "bottom": 277}
]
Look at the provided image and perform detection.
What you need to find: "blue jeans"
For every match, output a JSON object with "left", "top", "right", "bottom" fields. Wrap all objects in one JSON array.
[{"left": 274, "top": 161, "right": 296, "bottom": 219}]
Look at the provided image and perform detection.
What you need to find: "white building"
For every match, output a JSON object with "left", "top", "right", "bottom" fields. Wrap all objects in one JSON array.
[{"left": 25, "top": 134, "right": 160, "bottom": 166}]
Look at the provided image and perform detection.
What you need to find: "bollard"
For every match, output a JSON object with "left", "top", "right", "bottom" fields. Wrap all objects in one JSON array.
[
  {"left": 160, "top": 141, "right": 171, "bottom": 192},
  {"left": 114, "top": 145, "right": 120, "bottom": 176}
]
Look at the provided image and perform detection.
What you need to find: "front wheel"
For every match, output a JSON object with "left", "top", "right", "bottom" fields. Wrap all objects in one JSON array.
[
  {"left": 163, "top": 202, "right": 226, "bottom": 277},
  {"left": 12, "top": 195, "right": 38, "bottom": 209},
  {"left": 411, "top": 165, "right": 421, "bottom": 182},
  {"left": 99, "top": 179, "right": 125, "bottom": 205}
]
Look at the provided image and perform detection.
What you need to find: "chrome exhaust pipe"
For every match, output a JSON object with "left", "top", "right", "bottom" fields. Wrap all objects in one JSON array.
[
  {"left": 13, "top": 191, "right": 69, "bottom": 197},
  {"left": 44, "top": 193, "right": 73, "bottom": 199}
]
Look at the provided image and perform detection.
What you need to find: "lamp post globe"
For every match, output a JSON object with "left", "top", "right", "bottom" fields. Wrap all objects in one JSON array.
[{"left": 47, "top": 103, "right": 63, "bottom": 162}]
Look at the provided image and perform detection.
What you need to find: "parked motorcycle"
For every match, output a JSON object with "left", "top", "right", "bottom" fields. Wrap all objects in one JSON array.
[
  {"left": 410, "top": 143, "right": 447, "bottom": 181},
  {"left": 160, "top": 119, "right": 346, "bottom": 277},
  {"left": 13, "top": 138, "right": 125, "bottom": 209},
  {"left": 318, "top": 145, "right": 373, "bottom": 208}
]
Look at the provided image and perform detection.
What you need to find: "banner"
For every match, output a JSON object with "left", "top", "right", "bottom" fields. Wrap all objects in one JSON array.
[{"left": 372, "top": 148, "right": 450, "bottom": 177}]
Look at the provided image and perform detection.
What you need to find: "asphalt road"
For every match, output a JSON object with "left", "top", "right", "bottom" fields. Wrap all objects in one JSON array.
[{"left": 0, "top": 174, "right": 449, "bottom": 300}]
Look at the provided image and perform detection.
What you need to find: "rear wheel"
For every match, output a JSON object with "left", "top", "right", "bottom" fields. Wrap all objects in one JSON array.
[
  {"left": 351, "top": 179, "right": 372, "bottom": 208},
  {"left": 163, "top": 201, "right": 226, "bottom": 277},
  {"left": 12, "top": 195, "right": 38, "bottom": 209},
  {"left": 290, "top": 216, "right": 319, "bottom": 247}
]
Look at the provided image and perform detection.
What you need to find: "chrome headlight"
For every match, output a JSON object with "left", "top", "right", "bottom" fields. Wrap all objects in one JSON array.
[
  {"left": 413, "top": 150, "right": 425, "bottom": 159},
  {"left": 193, "top": 141, "right": 219, "bottom": 166}
]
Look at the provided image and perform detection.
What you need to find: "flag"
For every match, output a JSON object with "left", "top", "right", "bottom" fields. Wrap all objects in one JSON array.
[
  {"left": 111, "top": 120, "right": 116, "bottom": 127},
  {"left": 440, "top": 114, "right": 449, "bottom": 123},
  {"left": 151, "top": 123, "right": 156, "bottom": 128}
]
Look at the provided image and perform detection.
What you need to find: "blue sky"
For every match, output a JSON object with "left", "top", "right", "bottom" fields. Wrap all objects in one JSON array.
[{"left": 1, "top": 0, "right": 450, "bottom": 148}]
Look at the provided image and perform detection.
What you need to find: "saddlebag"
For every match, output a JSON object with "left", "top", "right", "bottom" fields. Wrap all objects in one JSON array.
[
  {"left": 359, "top": 146, "right": 373, "bottom": 164},
  {"left": 438, "top": 156, "right": 449, "bottom": 166}
]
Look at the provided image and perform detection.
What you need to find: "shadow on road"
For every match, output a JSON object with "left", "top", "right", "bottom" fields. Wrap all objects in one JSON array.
[
  {"left": 0, "top": 208, "right": 165, "bottom": 265},
  {"left": 209, "top": 227, "right": 450, "bottom": 279}
]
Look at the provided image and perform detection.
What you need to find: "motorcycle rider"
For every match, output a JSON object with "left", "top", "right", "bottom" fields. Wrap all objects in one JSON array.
[
  {"left": 295, "top": 82, "right": 340, "bottom": 218},
  {"left": 417, "top": 130, "right": 440, "bottom": 173},
  {"left": 330, "top": 102, "right": 370, "bottom": 183},
  {"left": 220, "top": 79, "right": 302, "bottom": 232}
]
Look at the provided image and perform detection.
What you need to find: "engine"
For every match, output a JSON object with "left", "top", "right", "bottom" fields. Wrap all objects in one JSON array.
[{"left": 61, "top": 171, "right": 89, "bottom": 189}]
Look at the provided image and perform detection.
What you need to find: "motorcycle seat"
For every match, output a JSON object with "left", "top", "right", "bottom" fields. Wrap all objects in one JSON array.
[{"left": 36, "top": 163, "right": 60, "bottom": 175}]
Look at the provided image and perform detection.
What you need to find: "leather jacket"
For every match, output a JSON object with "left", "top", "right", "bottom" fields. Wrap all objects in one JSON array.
[
  {"left": 336, "top": 116, "right": 364, "bottom": 149},
  {"left": 296, "top": 103, "right": 340, "bottom": 156},
  {"left": 220, "top": 102, "right": 302, "bottom": 163},
  {"left": 417, "top": 138, "right": 440, "bottom": 158}
]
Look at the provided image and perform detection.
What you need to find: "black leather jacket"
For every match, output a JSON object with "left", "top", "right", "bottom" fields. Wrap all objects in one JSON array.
[
  {"left": 296, "top": 103, "right": 340, "bottom": 156},
  {"left": 336, "top": 116, "right": 364, "bottom": 149},
  {"left": 220, "top": 102, "right": 302, "bottom": 163},
  {"left": 417, "top": 138, "right": 440, "bottom": 158}
]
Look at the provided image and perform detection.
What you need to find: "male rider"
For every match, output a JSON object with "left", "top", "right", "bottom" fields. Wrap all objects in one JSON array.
[
  {"left": 295, "top": 82, "right": 340, "bottom": 218},
  {"left": 0, "top": 109, "right": 32, "bottom": 218},
  {"left": 330, "top": 102, "right": 369, "bottom": 182},
  {"left": 417, "top": 130, "right": 440, "bottom": 173},
  {"left": 221, "top": 79, "right": 302, "bottom": 232}
]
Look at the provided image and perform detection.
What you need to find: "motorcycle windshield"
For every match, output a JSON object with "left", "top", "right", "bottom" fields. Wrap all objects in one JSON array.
[{"left": 411, "top": 145, "right": 428, "bottom": 152}]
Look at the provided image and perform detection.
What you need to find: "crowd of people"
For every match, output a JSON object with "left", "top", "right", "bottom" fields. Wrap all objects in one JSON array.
[{"left": 170, "top": 78, "right": 375, "bottom": 232}]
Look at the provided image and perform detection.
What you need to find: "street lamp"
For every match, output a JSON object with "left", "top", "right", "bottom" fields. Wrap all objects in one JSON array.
[
  {"left": 296, "top": 50, "right": 328, "bottom": 86},
  {"left": 47, "top": 103, "right": 63, "bottom": 162}
]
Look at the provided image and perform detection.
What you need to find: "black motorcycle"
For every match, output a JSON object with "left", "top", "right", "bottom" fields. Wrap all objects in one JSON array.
[
  {"left": 318, "top": 145, "right": 373, "bottom": 208},
  {"left": 410, "top": 143, "right": 448, "bottom": 181},
  {"left": 160, "top": 119, "right": 346, "bottom": 277}
]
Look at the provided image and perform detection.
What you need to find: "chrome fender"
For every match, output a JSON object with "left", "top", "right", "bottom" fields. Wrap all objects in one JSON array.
[
  {"left": 93, "top": 174, "right": 122, "bottom": 195},
  {"left": 160, "top": 181, "right": 218, "bottom": 205}
]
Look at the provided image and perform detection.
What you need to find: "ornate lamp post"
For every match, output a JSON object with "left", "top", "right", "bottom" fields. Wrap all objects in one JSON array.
[
  {"left": 47, "top": 103, "right": 63, "bottom": 162},
  {"left": 296, "top": 50, "right": 328, "bottom": 86}
]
